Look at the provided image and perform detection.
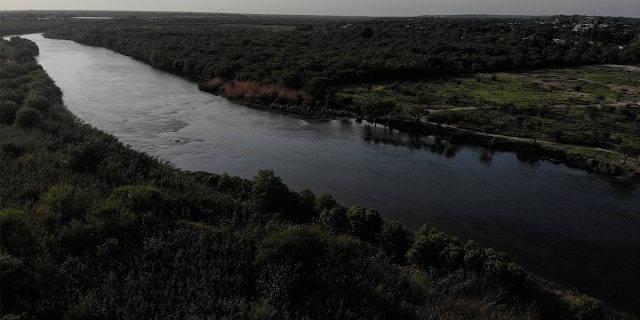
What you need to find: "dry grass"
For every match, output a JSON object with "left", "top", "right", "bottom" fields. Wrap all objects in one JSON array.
[{"left": 207, "top": 78, "right": 309, "bottom": 102}]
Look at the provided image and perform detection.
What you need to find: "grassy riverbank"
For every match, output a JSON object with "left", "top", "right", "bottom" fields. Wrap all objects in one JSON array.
[
  {"left": 2, "top": 36, "right": 636, "bottom": 319},
  {"left": 24, "top": 12, "right": 638, "bottom": 176},
  {"left": 337, "top": 65, "right": 640, "bottom": 176}
]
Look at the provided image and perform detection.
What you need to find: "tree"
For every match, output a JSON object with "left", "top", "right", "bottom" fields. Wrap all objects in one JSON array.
[
  {"left": 252, "top": 170, "right": 290, "bottom": 212},
  {"left": 319, "top": 207, "right": 348, "bottom": 232},
  {"left": 278, "top": 71, "right": 303, "bottom": 89},
  {"left": 360, "top": 98, "right": 396, "bottom": 124},
  {"left": 313, "top": 193, "right": 337, "bottom": 213},
  {"left": 0, "top": 209, "right": 34, "bottom": 256},
  {"left": 345, "top": 205, "right": 382, "bottom": 240},
  {"left": 13, "top": 107, "right": 41, "bottom": 128},
  {"left": 361, "top": 27, "right": 374, "bottom": 39},
  {"left": 617, "top": 139, "right": 640, "bottom": 164},
  {"left": 406, "top": 225, "right": 451, "bottom": 270},
  {"left": 379, "top": 221, "right": 412, "bottom": 263},
  {"left": 0, "top": 100, "right": 19, "bottom": 124}
]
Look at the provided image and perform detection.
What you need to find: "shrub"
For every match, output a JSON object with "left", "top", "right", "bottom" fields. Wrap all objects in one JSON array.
[
  {"left": 313, "top": 193, "right": 337, "bottom": 213},
  {"left": 406, "top": 225, "right": 451, "bottom": 270},
  {"left": 0, "top": 100, "right": 19, "bottom": 124},
  {"left": 256, "top": 225, "right": 326, "bottom": 270},
  {"left": 379, "top": 220, "right": 412, "bottom": 263},
  {"left": 0, "top": 209, "right": 34, "bottom": 256},
  {"left": 294, "top": 188, "right": 316, "bottom": 221},
  {"left": 570, "top": 295, "right": 603, "bottom": 320},
  {"left": 107, "top": 185, "right": 163, "bottom": 213},
  {"left": 252, "top": 170, "right": 290, "bottom": 212},
  {"left": 319, "top": 207, "right": 348, "bottom": 232},
  {"left": 13, "top": 107, "right": 41, "bottom": 128},
  {"left": 23, "top": 92, "right": 51, "bottom": 111},
  {"left": 345, "top": 205, "right": 382, "bottom": 240},
  {"left": 37, "top": 184, "right": 98, "bottom": 221}
]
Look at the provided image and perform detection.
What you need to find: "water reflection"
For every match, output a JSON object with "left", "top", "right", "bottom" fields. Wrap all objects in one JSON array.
[
  {"left": 478, "top": 149, "right": 493, "bottom": 166},
  {"left": 361, "top": 124, "right": 462, "bottom": 158},
  {"left": 516, "top": 153, "right": 541, "bottom": 166},
  {"left": 25, "top": 33, "right": 640, "bottom": 314}
]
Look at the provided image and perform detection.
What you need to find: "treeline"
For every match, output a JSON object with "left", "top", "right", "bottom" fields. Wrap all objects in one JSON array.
[
  {"left": 0, "top": 37, "right": 621, "bottom": 319},
  {"left": 42, "top": 15, "right": 640, "bottom": 107}
]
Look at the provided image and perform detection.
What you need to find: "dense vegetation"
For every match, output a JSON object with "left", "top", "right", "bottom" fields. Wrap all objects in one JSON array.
[
  {"left": 338, "top": 66, "right": 640, "bottom": 174},
  {"left": 40, "top": 15, "right": 640, "bottom": 105},
  {"left": 1, "top": 37, "right": 630, "bottom": 319},
  {"left": 27, "top": 13, "right": 640, "bottom": 174}
]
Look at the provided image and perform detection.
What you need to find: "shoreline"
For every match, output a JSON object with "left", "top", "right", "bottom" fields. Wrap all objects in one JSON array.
[{"left": 197, "top": 83, "right": 640, "bottom": 178}]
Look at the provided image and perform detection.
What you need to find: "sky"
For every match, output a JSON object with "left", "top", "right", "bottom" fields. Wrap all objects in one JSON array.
[{"left": 3, "top": 0, "right": 640, "bottom": 18}]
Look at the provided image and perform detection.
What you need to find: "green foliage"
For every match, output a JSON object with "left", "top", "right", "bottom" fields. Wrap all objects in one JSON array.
[
  {"left": 252, "top": 169, "right": 291, "bottom": 212},
  {"left": 319, "top": 207, "right": 348, "bottom": 232},
  {"left": 406, "top": 225, "right": 527, "bottom": 288},
  {"left": 36, "top": 184, "right": 98, "bottom": 226},
  {"left": 0, "top": 209, "right": 34, "bottom": 256},
  {"left": 23, "top": 92, "right": 51, "bottom": 111},
  {"left": 296, "top": 188, "right": 315, "bottom": 211},
  {"left": 0, "top": 32, "right": 625, "bottom": 320},
  {"left": 43, "top": 15, "right": 640, "bottom": 110},
  {"left": 345, "top": 205, "right": 383, "bottom": 240},
  {"left": 256, "top": 225, "right": 326, "bottom": 269},
  {"left": 571, "top": 295, "right": 603, "bottom": 320},
  {"left": 107, "top": 185, "right": 163, "bottom": 213},
  {"left": 0, "top": 100, "right": 20, "bottom": 124},
  {"left": 5, "top": 37, "right": 39, "bottom": 63},
  {"left": 341, "top": 66, "right": 640, "bottom": 160},
  {"left": 278, "top": 71, "right": 303, "bottom": 89},
  {"left": 0, "top": 252, "right": 24, "bottom": 276},
  {"left": 13, "top": 107, "right": 41, "bottom": 127},
  {"left": 313, "top": 193, "right": 337, "bottom": 212},
  {"left": 617, "top": 139, "right": 640, "bottom": 163},
  {"left": 360, "top": 97, "right": 396, "bottom": 122},
  {"left": 406, "top": 225, "right": 452, "bottom": 270},
  {"left": 252, "top": 299, "right": 279, "bottom": 320},
  {"left": 379, "top": 220, "right": 412, "bottom": 263}
]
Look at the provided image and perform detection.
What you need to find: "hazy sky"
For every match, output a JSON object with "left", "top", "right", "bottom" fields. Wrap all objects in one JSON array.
[{"left": 4, "top": 0, "right": 640, "bottom": 18}]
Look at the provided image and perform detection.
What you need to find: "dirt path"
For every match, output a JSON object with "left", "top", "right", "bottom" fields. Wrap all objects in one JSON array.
[
  {"left": 427, "top": 106, "right": 487, "bottom": 113},
  {"left": 602, "top": 64, "right": 640, "bottom": 72},
  {"left": 420, "top": 118, "right": 621, "bottom": 155}
]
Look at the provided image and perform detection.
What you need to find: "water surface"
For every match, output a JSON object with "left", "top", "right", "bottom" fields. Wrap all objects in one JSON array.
[{"left": 23, "top": 34, "right": 640, "bottom": 313}]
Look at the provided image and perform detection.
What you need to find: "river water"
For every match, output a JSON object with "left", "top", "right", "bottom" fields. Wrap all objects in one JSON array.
[{"left": 21, "top": 34, "right": 640, "bottom": 312}]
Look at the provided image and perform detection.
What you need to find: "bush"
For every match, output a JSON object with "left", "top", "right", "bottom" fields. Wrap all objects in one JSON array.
[
  {"left": 23, "top": 92, "right": 51, "bottom": 111},
  {"left": 0, "top": 100, "right": 19, "bottom": 124},
  {"left": 345, "top": 205, "right": 382, "bottom": 240},
  {"left": 13, "top": 107, "right": 41, "bottom": 128},
  {"left": 107, "top": 185, "right": 163, "bottom": 213},
  {"left": 313, "top": 194, "right": 337, "bottom": 213},
  {"left": 570, "top": 295, "right": 603, "bottom": 320},
  {"left": 379, "top": 220, "right": 412, "bottom": 263},
  {"left": 319, "top": 207, "right": 348, "bottom": 232},
  {"left": 37, "top": 184, "right": 98, "bottom": 222},
  {"left": 0, "top": 209, "right": 34, "bottom": 256},
  {"left": 252, "top": 170, "right": 290, "bottom": 212},
  {"left": 406, "top": 225, "right": 451, "bottom": 270},
  {"left": 294, "top": 188, "right": 316, "bottom": 221},
  {"left": 256, "top": 225, "right": 326, "bottom": 270}
]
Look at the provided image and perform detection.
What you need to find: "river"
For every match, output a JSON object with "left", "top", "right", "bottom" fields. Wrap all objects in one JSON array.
[{"left": 20, "top": 33, "right": 640, "bottom": 313}]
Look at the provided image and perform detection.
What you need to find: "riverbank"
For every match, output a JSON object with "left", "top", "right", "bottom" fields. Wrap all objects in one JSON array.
[
  {"left": 332, "top": 66, "right": 640, "bottom": 177},
  {"left": 5, "top": 36, "right": 636, "bottom": 319},
  {"left": 17, "top": 33, "right": 640, "bottom": 317},
  {"left": 37, "top": 19, "right": 640, "bottom": 178},
  {"left": 196, "top": 83, "right": 640, "bottom": 178},
  {"left": 384, "top": 118, "right": 640, "bottom": 177}
]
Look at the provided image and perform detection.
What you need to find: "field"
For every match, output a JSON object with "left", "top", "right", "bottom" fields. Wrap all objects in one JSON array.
[{"left": 337, "top": 65, "right": 640, "bottom": 174}]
